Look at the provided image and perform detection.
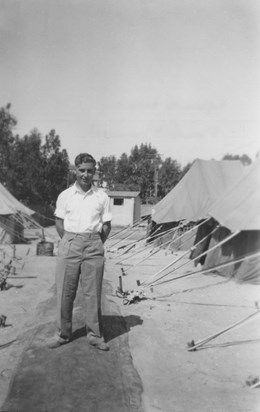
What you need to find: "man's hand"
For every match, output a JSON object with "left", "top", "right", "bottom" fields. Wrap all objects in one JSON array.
[
  {"left": 100, "top": 221, "right": 111, "bottom": 243},
  {"left": 55, "top": 217, "right": 64, "bottom": 239}
]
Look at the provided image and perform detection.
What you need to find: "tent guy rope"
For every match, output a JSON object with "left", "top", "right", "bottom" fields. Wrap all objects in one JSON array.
[{"left": 187, "top": 309, "right": 260, "bottom": 351}]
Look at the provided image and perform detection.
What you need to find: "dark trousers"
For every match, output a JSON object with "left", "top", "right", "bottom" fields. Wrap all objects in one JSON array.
[{"left": 55, "top": 231, "right": 105, "bottom": 340}]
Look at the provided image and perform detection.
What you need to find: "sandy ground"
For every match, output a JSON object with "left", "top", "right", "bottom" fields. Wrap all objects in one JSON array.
[{"left": 0, "top": 225, "right": 260, "bottom": 411}]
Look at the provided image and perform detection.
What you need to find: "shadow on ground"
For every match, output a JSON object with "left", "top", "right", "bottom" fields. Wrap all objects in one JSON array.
[
  {"left": 2, "top": 280, "right": 144, "bottom": 412},
  {"left": 72, "top": 314, "right": 143, "bottom": 343}
]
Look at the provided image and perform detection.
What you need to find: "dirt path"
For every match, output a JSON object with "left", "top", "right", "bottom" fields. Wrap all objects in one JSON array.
[
  {"left": 107, "top": 249, "right": 260, "bottom": 412},
  {"left": 2, "top": 279, "right": 143, "bottom": 412},
  {"left": 1, "top": 226, "right": 260, "bottom": 411}
]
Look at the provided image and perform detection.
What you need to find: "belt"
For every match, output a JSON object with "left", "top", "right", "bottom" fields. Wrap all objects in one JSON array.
[{"left": 64, "top": 231, "right": 100, "bottom": 239}]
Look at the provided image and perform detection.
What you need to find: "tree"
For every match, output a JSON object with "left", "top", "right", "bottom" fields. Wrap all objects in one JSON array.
[
  {"left": 115, "top": 153, "right": 136, "bottom": 190},
  {"left": 128, "top": 144, "right": 161, "bottom": 201},
  {"left": 180, "top": 161, "right": 193, "bottom": 179},
  {"left": 10, "top": 129, "right": 70, "bottom": 223},
  {"left": 115, "top": 144, "right": 163, "bottom": 201},
  {"left": 0, "top": 104, "right": 17, "bottom": 185},
  {"left": 9, "top": 129, "right": 43, "bottom": 203},
  {"left": 98, "top": 155, "right": 117, "bottom": 188},
  {"left": 222, "top": 153, "right": 252, "bottom": 165},
  {"left": 98, "top": 145, "right": 162, "bottom": 198},
  {"left": 41, "top": 129, "right": 63, "bottom": 159},
  {"left": 0, "top": 105, "right": 70, "bottom": 223},
  {"left": 157, "top": 158, "right": 182, "bottom": 198},
  {"left": 40, "top": 130, "right": 70, "bottom": 206},
  {"left": 98, "top": 143, "right": 185, "bottom": 202}
]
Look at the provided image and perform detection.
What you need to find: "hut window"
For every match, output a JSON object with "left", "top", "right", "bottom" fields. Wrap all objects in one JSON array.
[{"left": 114, "top": 198, "right": 124, "bottom": 206}]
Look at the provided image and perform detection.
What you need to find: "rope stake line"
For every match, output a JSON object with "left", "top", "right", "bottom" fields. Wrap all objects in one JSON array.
[
  {"left": 118, "top": 231, "right": 185, "bottom": 274},
  {"left": 113, "top": 224, "right": 176, "bottom": 260},
  {"left": 141, "top": 225, "right": 220, "bottom": 287},
  {"left": 114, "top": 225, "right": 176, "bottom": 264},
  {"left": 150, "top": 250, "right": 260, "bottom": 289},
  {"left": 146, "top": 230, "right": 240, "bottom": 288},
  {"left": 113, "top": 222, "right": 188, "bottom": 262},
  {"left": 108, "top": 217, "right": 146, "bottom": 243},
  {"left": 112, "top": 233, "right": 149, "bottom": 257},
  {"left": 108, "top": 229, "right": 141, "bottom": 250},
  {"left": 249, "top": 380, "right": 260, "bottom": 389},
  {"left": 187, "top": 309, "right": 260, "bottom": 351},
  {"left": 165, "top": 218, "right": 211, "bottom": 252}
]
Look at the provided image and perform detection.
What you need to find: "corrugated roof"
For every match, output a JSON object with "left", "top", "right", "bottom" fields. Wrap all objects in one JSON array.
[{"left": 107, "top": 191, "right": 140, "bottom": 198}]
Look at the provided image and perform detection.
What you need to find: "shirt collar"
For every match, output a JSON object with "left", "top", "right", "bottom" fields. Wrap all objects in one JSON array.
[{"left": 74, "top": 181, "right": 96, "bottom": 195}]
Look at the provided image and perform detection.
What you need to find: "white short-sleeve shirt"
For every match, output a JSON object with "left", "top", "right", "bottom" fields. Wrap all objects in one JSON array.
[{"left": 55, "top": 183, "right": 112, "bottom": 233}]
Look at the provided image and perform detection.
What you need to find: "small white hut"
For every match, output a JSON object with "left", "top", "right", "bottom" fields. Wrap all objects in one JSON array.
[{"left": 107, "top": 191, "right": 141, "bottom": 226}]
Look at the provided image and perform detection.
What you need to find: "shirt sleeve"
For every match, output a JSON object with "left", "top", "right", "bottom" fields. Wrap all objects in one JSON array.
[
  {"left": 102, "top": 193, "right": 112, "bottom": 222},
  {"left": 54, "top": 191, "right": 67, "bottom": 219}
]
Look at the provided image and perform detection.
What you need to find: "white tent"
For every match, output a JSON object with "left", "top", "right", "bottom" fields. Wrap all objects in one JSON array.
[
  {"left": 152, "top": 159, "right": 245, "bottom": 224},
  {"left": 0, "top": 182, "right": 35, "bottom": 243},
  {"left": 192, "top": 160, "right": 260, "bottom": 283}
]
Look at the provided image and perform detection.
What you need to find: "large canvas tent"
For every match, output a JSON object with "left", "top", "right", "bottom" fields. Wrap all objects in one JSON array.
[
  {"left": 208, "top": 159, "right": 260, "bottom": 231},
  {"left": 0, "top": 182, "right": 35, "bottom": 244},
  {"left": 152, "top": 159, "right": 245, "bottom": 224},
  {"left": 197, "top": 160, "right": 260, "bottom": 284},
  {"left": 151, "top": 159, "right": 245, "bottom": 251}
]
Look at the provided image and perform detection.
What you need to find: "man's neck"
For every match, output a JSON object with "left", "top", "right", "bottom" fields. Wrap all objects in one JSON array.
[{"left": 76, "top": 181, "right": 93, "bottom": 193}]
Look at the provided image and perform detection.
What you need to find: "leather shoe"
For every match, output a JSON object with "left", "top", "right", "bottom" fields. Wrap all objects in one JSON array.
[
  {"left": 47, "top": 337, "right": 70, "bottom": 349},
  {"left": 87, "top": 334, "right": 109, "bottom": 351}
]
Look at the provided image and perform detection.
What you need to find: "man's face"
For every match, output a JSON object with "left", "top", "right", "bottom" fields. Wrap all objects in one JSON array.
[{"left": 75, "top": 162, "right": 96, "bottom": 191}]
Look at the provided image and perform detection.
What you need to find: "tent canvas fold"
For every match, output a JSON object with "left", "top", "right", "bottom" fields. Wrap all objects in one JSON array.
[
  {"left": 152, "top": 159, "right": 245, "bottom": 224},
  {"left": 0, "top": 182, "right": 35, "bottom": 216}
]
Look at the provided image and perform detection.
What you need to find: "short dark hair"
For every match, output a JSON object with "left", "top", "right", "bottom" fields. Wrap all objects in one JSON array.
[{"left": 74, "top": 153, "right": 96, "bottom": 167}]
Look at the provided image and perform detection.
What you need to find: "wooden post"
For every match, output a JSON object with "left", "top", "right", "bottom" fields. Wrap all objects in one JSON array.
[
  {"left": 41, "top": 228, "right": 45, "bottom": 242},
  {"left": 119, "top": 276, "right": 123, "bottom": 293}
]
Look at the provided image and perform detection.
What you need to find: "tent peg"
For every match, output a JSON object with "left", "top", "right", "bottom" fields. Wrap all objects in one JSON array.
[{"left": 118, "top": 275, "right": 123, "bottom": 294}]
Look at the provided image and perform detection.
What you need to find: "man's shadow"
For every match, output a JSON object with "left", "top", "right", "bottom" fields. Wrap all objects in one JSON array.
[
  {"left": 103, "top": 314, "right": 143, "bottom": 342},
  {"left": 72, "top": 314, "right": 143, "bottom": 343}
]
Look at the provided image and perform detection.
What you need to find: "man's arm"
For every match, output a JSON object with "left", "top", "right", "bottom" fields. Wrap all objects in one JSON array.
[
  {"left": 55, "top": 217, "right": 64, "bottom": 239},
  {"left": 100, "top": 221, "right": 111, "bottom": 244}
]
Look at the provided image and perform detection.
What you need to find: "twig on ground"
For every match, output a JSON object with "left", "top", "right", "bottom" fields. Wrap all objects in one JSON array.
[{"left": 0, "top": 339, "right": 17, "bottom": 350}]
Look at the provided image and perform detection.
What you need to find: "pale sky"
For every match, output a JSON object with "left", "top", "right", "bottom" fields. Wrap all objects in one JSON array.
[{"left": 1, "top": 0, "right": 260, "bottom": 166}]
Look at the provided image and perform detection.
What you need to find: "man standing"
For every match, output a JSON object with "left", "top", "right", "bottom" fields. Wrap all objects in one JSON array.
[{"left": 49, "top": 153, "right": 112, "bottom": 351}]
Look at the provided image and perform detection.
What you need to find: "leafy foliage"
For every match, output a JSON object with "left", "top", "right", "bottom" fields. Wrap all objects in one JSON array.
[
  {"left": 98, "top": 155, "right": 117, "bottom": 188},
  {"left": 222, "top": 153, "right": 252, "bottom": 165},
  {"left": 157, "top": 157, "right": 182, "bottom": 198},
  {"left": 0, "top": 104, "right": 17, "bottom": 185},
  {"left": 0, "top": 105, "right": 70, "bottom": 223},
  {"left": 1, "top": 104, "right": 255, "bottom": 217},
  {"left": 8, "top": 129, "right": 43, "bottom": 203},
  {"left": 97, "top": 143, "right": 182, "bottom": 202}
]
